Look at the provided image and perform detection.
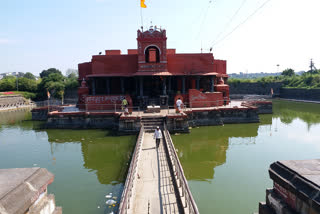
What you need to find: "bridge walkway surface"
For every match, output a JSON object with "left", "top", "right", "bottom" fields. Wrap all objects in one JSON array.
[
  {"left": 118, "top": 124, "right": 199, "bottom": 214},
  {"left": 132, "top": 132, "right": 179, "bottom": 213}
]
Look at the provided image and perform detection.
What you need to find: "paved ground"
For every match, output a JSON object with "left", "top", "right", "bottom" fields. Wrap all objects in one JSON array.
[
  {"left": 131, "top": 133, "right": 180, "bottom": 214},
  {"left": 125, "top": 101, "right": 244, "bottom": 118}
]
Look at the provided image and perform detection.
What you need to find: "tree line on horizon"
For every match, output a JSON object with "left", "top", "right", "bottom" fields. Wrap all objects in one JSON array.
[
  {"left": 1, "top": 67, "right": 320, "bottom": 100},
  {"left": 0, "top": 68, "right": 78, "bottom": 100},
  {"left": 229, "top": 68, "right": 320, "bottom": 89}
]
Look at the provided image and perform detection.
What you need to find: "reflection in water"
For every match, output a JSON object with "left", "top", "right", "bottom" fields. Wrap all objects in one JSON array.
[
  {"left": 273, "top": 100, "right": 320, "bottom": 128},
  {"left": 0, "top": 100, "right": 319, "bottom": 214},
  {"left": 173, "top": 100, "right": 320, "bottom": 214},
  {"left": 0, "top": 108, "right": 31, "bottom": 126},
  {"left": 45, "top": 130, "right": 136, "bottom": 185},
  {"left": 172, "top": 123, "right": 262, "bottom": 181}
]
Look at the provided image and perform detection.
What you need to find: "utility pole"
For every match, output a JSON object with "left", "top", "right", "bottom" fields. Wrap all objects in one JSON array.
[
  {"left": 16, "top": 74, "right": 19, "bottom": 91},
  {"left": 310, "top": 59, "right": 315, "bottom": 73}
]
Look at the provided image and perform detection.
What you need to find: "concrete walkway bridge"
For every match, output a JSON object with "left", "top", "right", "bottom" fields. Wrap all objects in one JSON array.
[{"left": 118, "top": 120, "right": 199, "bottom": 214}]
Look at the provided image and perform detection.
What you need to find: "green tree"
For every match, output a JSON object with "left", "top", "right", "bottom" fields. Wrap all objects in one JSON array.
[
  {"left": 40, "top": 68, "right": 62, "bottom": 78},
  {"left": 18, "top": 77, "right": 37, "bottom": 92},
  {"left": 0, "top": 76, "right": 16, "bottom": 91},
  {"left": 38, "top": 72, "right": 65, "bottom": 99},
  {"left": 23, "top": 72, "right": 36, "bottom": 80},
  {"left": 66, "top": 69, "right": 78, "bottom": 79},
  {"left": 282, "top": 68, "right": 295, "bottom": 76},
  {"left": 65, "top": 69, "right": 79, "bottom": 90}
]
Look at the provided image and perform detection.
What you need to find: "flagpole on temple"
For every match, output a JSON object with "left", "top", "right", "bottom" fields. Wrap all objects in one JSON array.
[
  {"left": 140, "top": 0, "right": 146, "bottom": 28},
  {"left": 140, "top": 7, "right": 144, "bottom": 29}
]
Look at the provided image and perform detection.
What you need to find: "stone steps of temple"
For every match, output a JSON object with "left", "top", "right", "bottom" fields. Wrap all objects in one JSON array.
[
  {"left": 143, "top": 125, "right": 164, "bottom": 132},
  {"left": 142, "top": 121, "right": 163, "bottom": 125},
  {"left": 141, "top": 116, "right": 165, "bottom": 132}
]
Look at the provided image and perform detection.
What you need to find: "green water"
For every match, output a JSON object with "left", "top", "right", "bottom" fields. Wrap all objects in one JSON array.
[
  {"left": 0, "top": 109, "right": 136, "bottom": 214},
  {"left": 0, "top": 100, "right": 319, "bottom": 214},
  {"left": 172, "top": 100, "right": 320, "bottom": 213}
]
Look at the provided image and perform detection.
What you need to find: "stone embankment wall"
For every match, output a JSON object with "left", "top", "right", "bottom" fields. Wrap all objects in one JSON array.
[
  {"left": 229, "top": 82, "right": 320, "bottom": 102},
  {"left": 31, "top": 106, "right": 64, "bottom": 121},
  {"left": 38, "top": 107, "right": 261, "bottom": 133},
  {"left": 229, "top": 82, "right": 283, "bottom": 95},
  {"left": 242, "top": 101, "right": 273, "bottom": 114},
  {"left": 45, "top": 112, "right": 119, "bottom": 129},
  {"left": 187, "top": 108, "right": 259, "bottom": 127},
  {"left": 280, "top": 88, "right": 320, "bottom": 101},
  {"left": 0, "top": 95, "right": 30, "bottom": 110}
]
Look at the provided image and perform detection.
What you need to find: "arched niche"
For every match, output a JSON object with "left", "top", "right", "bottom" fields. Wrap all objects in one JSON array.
[{"left": 145, "top": 46, "right": 160, "bottom": 63}]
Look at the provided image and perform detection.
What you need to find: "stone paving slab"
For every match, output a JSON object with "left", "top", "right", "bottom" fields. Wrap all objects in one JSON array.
[
  {"left": 0, "top": 168, "right": 55, "bottom": 214},
  {"left": 279, "top": 159, "right": 320, "bottom": 187}
]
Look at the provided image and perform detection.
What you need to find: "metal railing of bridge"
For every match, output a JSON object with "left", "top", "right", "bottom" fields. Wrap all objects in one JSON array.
[
  {"left": 118, "top": 126, "right": 145, "bottom": 214},
  {"left": 163, "top": 123, "right": 200, "bottom": 214}
]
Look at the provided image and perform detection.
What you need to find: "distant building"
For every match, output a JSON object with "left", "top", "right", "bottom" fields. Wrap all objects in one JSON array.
[
  {"left": 77, "top": 26, "right": 230, "bottom": 109},
  {"left": 0, "top": 72, "right": 24, "bottom": 78},
  {"left": 229, "top": 72, "right": 282, "bottom": 79}
]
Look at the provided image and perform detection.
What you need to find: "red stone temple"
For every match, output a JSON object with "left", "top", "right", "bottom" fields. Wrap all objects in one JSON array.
[{"left": 77, "top": 26, "right": 229, "bottom": 110}]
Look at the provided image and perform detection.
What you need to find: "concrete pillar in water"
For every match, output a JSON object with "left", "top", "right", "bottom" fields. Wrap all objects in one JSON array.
[
  {"left": 92, "top": 78, "right": 96, "bottom": 95},
  {"left": 139, "top": 77, "right": 144, "bottom": 97},
  {"left": 106, "top": 78, "right": 110, "bottom": 95},
  {"left": 182, "top": 76, "right": 186, "bottom": 94}
]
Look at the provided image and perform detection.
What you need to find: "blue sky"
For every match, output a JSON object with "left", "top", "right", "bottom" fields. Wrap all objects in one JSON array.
[{"left": 1, "top": 0, "right": 320, "bottom": 75}]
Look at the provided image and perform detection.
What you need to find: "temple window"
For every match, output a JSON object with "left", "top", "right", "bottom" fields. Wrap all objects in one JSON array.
[{"left": 145, "top": 46, "right": 160, "bottom": 63}]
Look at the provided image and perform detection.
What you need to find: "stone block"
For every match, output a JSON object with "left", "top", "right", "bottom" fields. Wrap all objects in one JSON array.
[{"left": 0, "top": 168, "right": 57, "bottom": 214}]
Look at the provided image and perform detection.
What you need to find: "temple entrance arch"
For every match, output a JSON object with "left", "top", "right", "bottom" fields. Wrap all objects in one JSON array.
[{"left": 145, "top": 46, "right": 160, "bottom": 63}]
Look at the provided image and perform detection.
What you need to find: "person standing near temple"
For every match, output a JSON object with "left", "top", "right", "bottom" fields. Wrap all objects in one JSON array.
[
  {"left": 121, "top": 97, "right": 128, "bottom": 111},
  {"left": 153, "top": 126, "right": 162, "bottom": 149},
  {"left": 176, "top": 97, "right": 183, "bottom": 113}
]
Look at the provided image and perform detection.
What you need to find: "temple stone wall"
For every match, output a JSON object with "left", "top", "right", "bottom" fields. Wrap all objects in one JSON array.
[
  {"left": 41, "top": 107, "right": 261, "bottom": 133},
  {"left": 46, "top": 113, "right": 118, "bottom": 129},
  {"left": 188, "top": 108, "right": 259, "bottom": 126},
  {"left": 279, "top": 88, "right": 320, "bottom": 101},
  {"left": 229, "top": 82, "right": 283, "bottom": 95},
  {"left": 118, "top": 118, "right": 141, "bottom": 134},
  {"left": 241, "top": 101, "right": 273, "bottom": 114},
  {"left": 166, "top": 116, "right": 189, "bottom": 133}
]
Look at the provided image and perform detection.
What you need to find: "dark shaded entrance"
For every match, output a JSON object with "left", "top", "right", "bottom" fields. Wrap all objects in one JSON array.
[{"left": 143, "top": 76, "right": 162, "bottom": 98}]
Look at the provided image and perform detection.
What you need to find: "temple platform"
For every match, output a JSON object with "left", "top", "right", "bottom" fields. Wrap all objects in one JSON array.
[{"left": 32, "top": 100, "right": 271, "bottom": 134}]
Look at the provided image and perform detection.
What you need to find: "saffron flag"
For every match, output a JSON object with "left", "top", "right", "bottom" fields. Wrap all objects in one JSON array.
[
  {"left": 141, "top": 0, "right": 147, "bottom": 8},
  {"left": 47, "top": 90, "right": 51, "bottom": 99}
]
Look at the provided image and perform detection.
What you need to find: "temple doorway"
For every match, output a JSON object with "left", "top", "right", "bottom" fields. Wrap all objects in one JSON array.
[{"left": 143, "top": 76, "right": 162, "bottom": 98}]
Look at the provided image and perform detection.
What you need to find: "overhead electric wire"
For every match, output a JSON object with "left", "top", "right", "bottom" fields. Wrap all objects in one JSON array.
[
  {"left": 210, "top": 0, "right": 247, "bottom": 45},
  {"left": 195, "top": 0, "right": 213, "bottom": 40},
  {"left": 210, "top": 0, "right": 272, "bottom": 49}
]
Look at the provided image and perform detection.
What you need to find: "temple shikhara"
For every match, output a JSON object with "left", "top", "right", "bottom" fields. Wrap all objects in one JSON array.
[{"left": 77, "top": 26, "right": 230, "bottom": 110}]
